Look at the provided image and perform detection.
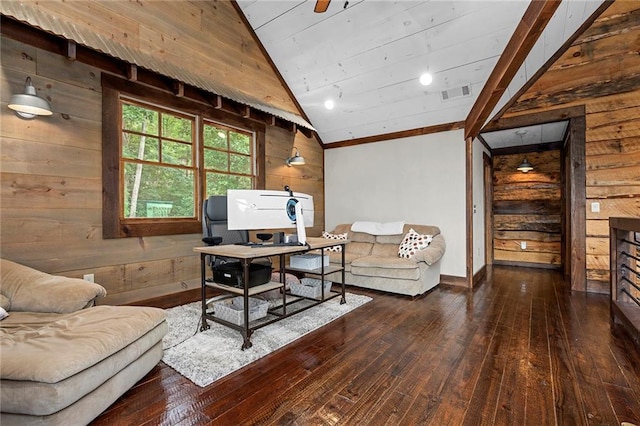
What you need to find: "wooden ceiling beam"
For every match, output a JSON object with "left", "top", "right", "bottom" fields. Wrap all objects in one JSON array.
[
  {"left": 464, "top": 0, "right": 562, "bottom": 140},
  {"left": 66, "top": 40, "right": 76, "bottom": 60},
  {"left": 326, "top": 121, "right": 465, "bottom": 149}
]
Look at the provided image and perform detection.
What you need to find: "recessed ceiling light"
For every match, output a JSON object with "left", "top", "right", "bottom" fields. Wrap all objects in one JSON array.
[
  {"left": 419, "top": 72, "right": 433, "bottom": 86},
  {"left": 324, "top": 99, "right": 335, "bottom": 110}
]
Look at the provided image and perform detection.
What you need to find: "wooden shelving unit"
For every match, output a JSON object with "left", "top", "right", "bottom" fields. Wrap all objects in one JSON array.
[{"left": 610, "top": 217, "right": 640, "bottom": 347}]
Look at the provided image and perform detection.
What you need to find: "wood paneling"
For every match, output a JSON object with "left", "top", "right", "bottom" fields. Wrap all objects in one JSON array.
[
  {"left": 493, "top": 150, "right": 562, "bottom": 267},
  {"left": 0, "top": 1, "right": 324, "bottom": 304},
  {"left": 501, "top": 1, "right": 640, "bottom": 291},
  {"left": 18, "top": 1, "right": 297, "bottom": 113}
]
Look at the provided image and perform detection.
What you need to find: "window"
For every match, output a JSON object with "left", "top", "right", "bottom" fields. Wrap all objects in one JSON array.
[
  {"left": 102, "top": 75, "right": 265, "bottom": 238},
  {"left": 203, "top": 121, "right": 254, "bottom": 196},
  {"left": 121, "top": 100, "right": 197, "bottom": 219}
]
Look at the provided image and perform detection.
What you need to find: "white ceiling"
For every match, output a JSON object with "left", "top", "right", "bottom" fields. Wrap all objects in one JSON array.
[
  {"left": 237, "top": 1, "right": 605, "bottom": 146},
  {"left": 480, "top": 121, "right": 569, "bottom": 150}
]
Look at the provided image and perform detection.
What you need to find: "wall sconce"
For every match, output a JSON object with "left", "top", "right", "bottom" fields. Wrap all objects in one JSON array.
[
  {"left": 286, "top": 147, "right": 305, "bottom": 167},
  {"left": 517, "top": 157, "right": 534, "bottom": 173},
  {"left": 8, "top": 77, "right": 53, "bottom": 119}
]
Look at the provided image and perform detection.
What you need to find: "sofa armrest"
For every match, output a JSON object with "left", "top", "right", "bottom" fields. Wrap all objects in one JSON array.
[
  {"left": 1, "top": 259, "right": 107, "bottom": 313},
  {"left": 413, "top": 234, "right": 446, "bottom": 265}
]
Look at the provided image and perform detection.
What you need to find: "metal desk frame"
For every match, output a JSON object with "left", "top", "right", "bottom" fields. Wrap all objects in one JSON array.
[{"left": 194, "top": 237, "right": 347, "bottom": 350}]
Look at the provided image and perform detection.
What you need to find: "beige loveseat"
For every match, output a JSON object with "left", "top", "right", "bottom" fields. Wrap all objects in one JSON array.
[
  {"left": 323, "top": 224, "right": 446, "bottom": 297},
  {"left": 0, "top": 259, "right": 168, "bottom": 426}
]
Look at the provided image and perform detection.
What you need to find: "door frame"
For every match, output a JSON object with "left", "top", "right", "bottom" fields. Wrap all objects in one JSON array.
[{"left": 476, "top": 105, "right": 586, "bottom": 290}]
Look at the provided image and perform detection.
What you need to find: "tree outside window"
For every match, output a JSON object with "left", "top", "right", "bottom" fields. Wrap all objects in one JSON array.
[
  {"left": 203, "top": 121, "right": 253, "bottom": 196},
  {"left": 121, "top": 100, "right": 196, "bottom": 219}
]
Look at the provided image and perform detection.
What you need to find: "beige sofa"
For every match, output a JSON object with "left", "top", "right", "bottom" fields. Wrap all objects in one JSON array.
[
  {"left": 0, "top": 259, "right": 168, "bottom": 426},
  {"left": 323, "top": 224, "right": 446, "bottom": 297}
]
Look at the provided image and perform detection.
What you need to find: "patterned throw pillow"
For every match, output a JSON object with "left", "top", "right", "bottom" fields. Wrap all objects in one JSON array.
[
  {"left": 398, "top": 228, "right": 433, "bottom": 259},
  {"left": 322, "top": 231, "right": 348, "bottom": 252}
]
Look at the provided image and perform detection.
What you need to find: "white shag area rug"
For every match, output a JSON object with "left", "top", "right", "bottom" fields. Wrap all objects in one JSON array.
[{"left": 162, "top": 292, "right": 372, "bottom": 387}]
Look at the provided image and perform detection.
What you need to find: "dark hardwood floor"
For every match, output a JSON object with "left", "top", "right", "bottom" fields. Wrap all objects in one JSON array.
[{"left": 92, "top": 266, "right": 640, "bottom": 425}]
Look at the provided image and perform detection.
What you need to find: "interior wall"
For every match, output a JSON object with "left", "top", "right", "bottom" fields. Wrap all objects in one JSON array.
[
  {"left": 0, "top": 23, "right": 323, "bottom": 304},
  {"left": 492, "top": 150, "right": 562, "bottom": 268},
  {"left": 324, "top": 130, "right": 467, "bottom": 279},
  {"left": 472, "top": 139, "right": 488, "bottom": 275}
]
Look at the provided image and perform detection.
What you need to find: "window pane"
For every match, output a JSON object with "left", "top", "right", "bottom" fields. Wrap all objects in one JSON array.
[
  {"left": 122, "top": 133, "right": 160, "bottom": 162},
  {"left": 204, "top": 148, "right": 228, "bottom": 171},
  {"left": 162, "top": 114, "right": 192, "bottom": 142},
  {"left": 162, "top": 141, "right": 192, "bottom": 166},
  {"left": 122, "top": 103, "right": 158, "bottom": 135},
  {"left": 123, "top": 162, "right": 195, "bottom": 218},
  {"left": 229, "top": 131, "right": 251, "bottom": 154},
  {"left": 203, "top": 124, "right": 227, "bottom": 149},
  {"left": 230, "top": 153, "right": 251, "bottom": 174},
  {"left": 206, "top": 172, "right": 251, "bottom": 196}
]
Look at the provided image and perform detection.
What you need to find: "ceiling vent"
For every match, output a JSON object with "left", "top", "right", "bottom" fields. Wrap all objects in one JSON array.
[{"left": 441, "top": 85, "right": 471, "bottom": 101}]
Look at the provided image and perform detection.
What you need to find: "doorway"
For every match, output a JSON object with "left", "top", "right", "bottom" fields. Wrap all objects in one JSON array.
[{"left": 478, "top": 106, "right": 586, "bottom": 290}]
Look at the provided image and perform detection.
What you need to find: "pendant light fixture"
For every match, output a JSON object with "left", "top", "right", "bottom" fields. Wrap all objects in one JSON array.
[
  {"left": 515, "top": 129, "right": 534, "bottom": 173},
  {"left": 8, "top": 77, "right": 53, "bottom": 119},
  {"left": 517, "top": 157, "right": 534, "bottom": 173}
]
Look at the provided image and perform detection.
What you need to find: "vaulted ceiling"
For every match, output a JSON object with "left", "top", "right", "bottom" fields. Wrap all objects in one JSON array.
[{"left": 237, "top": 0, "right": 607, "bottom": 147}]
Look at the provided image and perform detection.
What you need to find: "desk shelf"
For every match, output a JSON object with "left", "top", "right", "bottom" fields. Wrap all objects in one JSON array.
[
  {"left": 205, "top": 280, "right": 283, "bottom": 296},
  {"left": 285, "top": 264, "right": 344, "bottom": 275}
]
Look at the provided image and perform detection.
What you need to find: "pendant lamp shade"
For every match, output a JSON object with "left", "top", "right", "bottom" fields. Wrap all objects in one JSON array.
[
  {"left": 517, "top": 157, "right": 534, "bottom": 173},
  {"left": 286, "top": 147, "right": 305, "bottom": 166},
  {"left": 8, "top": 77, "right": 53, "bottom": 119}
]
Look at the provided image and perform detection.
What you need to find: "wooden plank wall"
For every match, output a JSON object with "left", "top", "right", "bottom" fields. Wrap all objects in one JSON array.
[
  {"left": 0, "top": 1, "right": 324, "bottom": 304},
  {"left": 502, "top": 0, "right": 640, "bottom": 293},
  {"left": 493, "top": 150, "right": 562, "bottom": 267},
  {"left": 19, "top": 0, "right": 298, "bottom": 114}
]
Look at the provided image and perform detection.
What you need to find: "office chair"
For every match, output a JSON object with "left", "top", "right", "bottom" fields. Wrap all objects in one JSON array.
[
  {"left": 202, "top": 195, "right": 248, "bottom": 248},
  {"left": 201, "top": 195, "right": 270, "bottom": 275}
]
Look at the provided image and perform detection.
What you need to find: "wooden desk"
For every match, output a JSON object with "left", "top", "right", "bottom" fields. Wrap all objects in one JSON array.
[{"left": 194, "top": 237, "right": 347, "bottom": 349}]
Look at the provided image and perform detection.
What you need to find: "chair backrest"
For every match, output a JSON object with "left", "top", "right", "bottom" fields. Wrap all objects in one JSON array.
[{"left": 202, "top": 195, "right": 249, "bottom": 245}]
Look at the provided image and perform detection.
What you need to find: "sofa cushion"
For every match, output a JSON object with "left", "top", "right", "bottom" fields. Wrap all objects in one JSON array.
[
  {"left": 1, "top": 341, "right": 165, "bottom": 423},
  {"left": 0, "top": 306, "right": 166, "bottom": 384},
  {"left": 344, "top": 241, "right": 374, "bottom": 258},
  {"left": 371, "top": 243, "right": 404, "bottom": 259},
  {"left": 351, "top": 256, "right": 421, "bottom": 280},
  {"left": 325, "top": 239, "right": 371, "bottom": 266},
  {"left": 332, "top": 224, "right": 376, "bottom": 243},
  {"left": 0, "top": 321, "right": 167, "bottom": 416},
  {"left": 0, "top": 259, "right": 107, "bottom": 313},
  {"left": 376, "top": 224, "right": 440, "bottom": 244}
]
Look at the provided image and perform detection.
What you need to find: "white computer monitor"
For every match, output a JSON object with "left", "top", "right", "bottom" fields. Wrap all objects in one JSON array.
[{"left": 227, "top": 189, "right": 314, "bottom": 232}]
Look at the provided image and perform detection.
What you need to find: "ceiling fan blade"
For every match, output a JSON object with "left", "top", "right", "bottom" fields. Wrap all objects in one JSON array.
[{"left": 314, "top": 0, "right": 330, "bottom": 13}]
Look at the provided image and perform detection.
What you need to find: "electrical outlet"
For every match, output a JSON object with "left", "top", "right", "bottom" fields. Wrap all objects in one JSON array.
[
  {"left": 591, "top": 202, "right": 600, "bottom": 213},
  {"left": 83, "top": 273, "right": 95, "bottom": 283},
  {"left": 520, "top": 241, "right": 527, "bottom": 250}
]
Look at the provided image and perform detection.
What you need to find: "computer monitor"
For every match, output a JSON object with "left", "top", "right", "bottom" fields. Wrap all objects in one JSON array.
[{"left": 227, "top": 189, "right": 314, "bottom": 232}]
